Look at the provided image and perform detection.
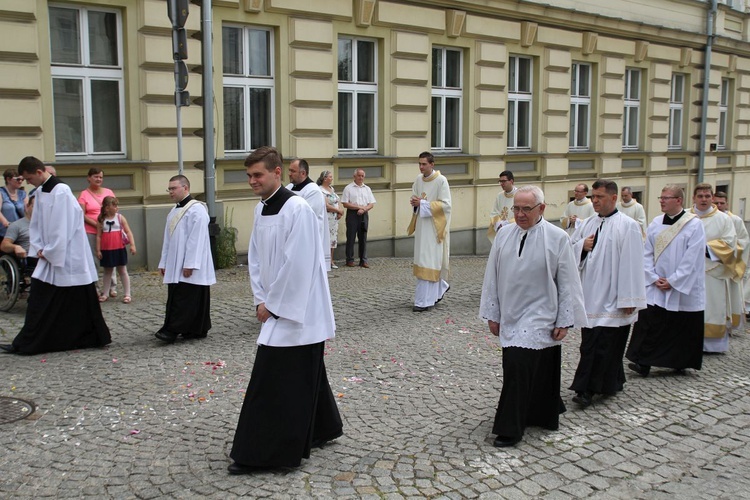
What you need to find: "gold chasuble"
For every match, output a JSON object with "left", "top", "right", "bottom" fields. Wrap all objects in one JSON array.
[
  {"left": 407, "top": 170, "right": 451, "bottom": 282},
  {"left": 487, "top": 189, "right": 516, "bottom": 241}
]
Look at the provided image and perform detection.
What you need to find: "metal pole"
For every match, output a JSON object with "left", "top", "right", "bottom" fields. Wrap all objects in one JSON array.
[
  {"left": 698, "top": 0, "right": 718, "bottom": 184},
  {"left": 175, "top": 64, "right": 184, "bottom": 175},
  {"left": 201, "top": 0, "right": 219, "bottom": 267}
]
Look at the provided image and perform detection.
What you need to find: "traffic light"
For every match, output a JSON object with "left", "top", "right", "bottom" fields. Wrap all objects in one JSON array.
[{"left": 168, "top": 0, "right": 190, "bottom": 107}]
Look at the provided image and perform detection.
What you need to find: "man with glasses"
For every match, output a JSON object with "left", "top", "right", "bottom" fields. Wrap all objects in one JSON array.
[
  {"left": 689, "top": 183, "right": 739, "bottom": 353},
  {"left": 155, "top": 175, "right": 216, "bottom": 343},
  {"left": 561, "top": 183, "right": 595, "bottom": 236},
  {"left": 487, "top": 170, "right": 516, "bottom": 241},
  {"left": 627, "top": 185, "right": 705, "bottom": 376},
  {"left": 569, "top": 179, "right": 646, "bottom": 408},
  {"left": 408, "top": 152, "right": 451, "bottom": 312},
  {"left": 713, "top": 192, "right": 750, "bottom": 323},
  {"left": 480, "top": 186, "right": 587, "bottom": 447}
]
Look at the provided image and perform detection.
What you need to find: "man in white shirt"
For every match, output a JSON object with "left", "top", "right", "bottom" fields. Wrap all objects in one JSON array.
[
  {"left": 561, "top": 183, "right": 595, "bottom": 236},
  {"left": 487, "top": 170, "right": 517, "bottom": 241},
  {"left": 616, "top": 186, "right": 648, "bottom": 238},
  {"left": 341, "top": 169, "right": 376, "bottom": 268},
  {"left": 480, "top": 185, "right": 587, "bottom": 447}
]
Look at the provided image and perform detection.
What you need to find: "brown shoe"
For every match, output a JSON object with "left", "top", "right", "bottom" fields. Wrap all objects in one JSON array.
[
  {"left": 345, "top": 262, "right": 356, "bottom": 267},
  {"left": 360, "top": 262, "right": 370, "bottom": 268}
]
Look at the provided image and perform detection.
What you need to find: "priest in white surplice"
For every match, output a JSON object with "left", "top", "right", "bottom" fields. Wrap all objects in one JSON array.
[
  {"left": 627, "top": 185, "right": 705, "bottom": 376},
  {"left": 617, "top": 186, "right": 648, "bottom": 238},
  {"left": 561, "top": 183, "right": 595, "bottom": 236},
  {"left": 487, "top": 170, "right": 516, "bottom": 241},
  {"left": 1, "top": 156, "right": 110, "bottom": 355},
  {"left": 714, "top": 191, "right": 749, "bottom": 325},
  {"left": 569, "top": 180, "right": 647, "bottom": 408},
  {"left": 287, "top": 158, "right": 331, "bottom": 270},
  {"left": 480, "top": 185, "right": 587, "bottom": 448},
  {"left": 155, "top": 175, "right": 216, "bottom": 343},
  {"left": 229, "top": 147, "right": 342, "bottom": 474},
  {"left": 408, "top": 152, "right": 451, "bottom": 312},
  {"left": 690, "top": 183, "right": 739, "bottom": 353}
]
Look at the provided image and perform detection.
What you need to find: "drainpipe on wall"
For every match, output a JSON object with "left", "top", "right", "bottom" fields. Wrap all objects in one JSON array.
[{"left": 698, "top": 0, "right": 718, "bottom": 183}]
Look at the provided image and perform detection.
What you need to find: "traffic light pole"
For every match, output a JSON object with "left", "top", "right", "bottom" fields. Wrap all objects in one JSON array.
[
  {"left": 200, "top": 0, "right": 219, "bottom": 268},
  {"left": 175, "top": 65, "right": 184, "bottom": 175}
]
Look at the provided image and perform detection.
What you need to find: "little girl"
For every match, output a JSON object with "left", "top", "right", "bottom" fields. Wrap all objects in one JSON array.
[{"left": 96, "top": 196, "right": 136, "bottom": 303}]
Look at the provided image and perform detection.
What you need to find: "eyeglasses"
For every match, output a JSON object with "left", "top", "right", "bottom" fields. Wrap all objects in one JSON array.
[
  {"left": 657, "top": 196, "right": 679, "bottom": 201},
  {"left": 13, "top": 177, "right": 23, "bottom": 182},
  {"left": 512, "top": 203, "right": 541, "bottom": 214},
  {"left": 498, "top": 179, "right": 510, "bottom": 183}
]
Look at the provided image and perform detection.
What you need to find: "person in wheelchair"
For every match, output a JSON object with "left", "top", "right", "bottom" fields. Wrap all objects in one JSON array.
[{"left": 1, "top": 187, "right": 37, "bottom": 273}]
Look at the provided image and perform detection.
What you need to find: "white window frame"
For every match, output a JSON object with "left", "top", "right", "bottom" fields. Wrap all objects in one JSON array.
[
  {"left": 623, "top": 68, "right": 641, "bottom": 150},
  {"left": 718, "top": 78, "right": 729, "bottom": 150},
  {"left": 507, "top": 55, "right": 533, "bottom": 152},
  {"left": 222, "top": 25, "right": 276, "bottom": 154},
  {"left": 431, "top": 47, "right": 463, "bottom": 152},
  {"left": 668, "top": 74, "right": 685, "bottom": 150},
  {"left": 50, "top": 4, "right": 125, "bottom": 158},
  {"left": 337, "top": 37, "right": 378, "bottom": 153},
  {"left": 570, "top": 62, "right": 591, "bottom": 151}
]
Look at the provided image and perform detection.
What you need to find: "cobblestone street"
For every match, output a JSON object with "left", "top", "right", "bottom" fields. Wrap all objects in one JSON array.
[{"left": 1, "top": 256, "right": 750, "bottom": 499}]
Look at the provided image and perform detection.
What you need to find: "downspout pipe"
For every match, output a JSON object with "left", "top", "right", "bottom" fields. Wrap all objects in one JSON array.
[{"left": 698, "top": 0, "right": 718, "bottom": 184}]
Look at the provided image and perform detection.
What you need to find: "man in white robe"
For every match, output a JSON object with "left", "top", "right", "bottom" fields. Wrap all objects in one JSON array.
[
  {"left": 480, "top": 185, "right": 587, "bottom": 447},
  {"left": 408, "top": 152, "right": 451, "bottom": 312},
  {"left": 287, "top": 158, "right": 331, "bottom": 270},
  {"left": 690, "top": 183, "right": 738, "bottom": 353},
  {"left": 155, "top": 175, "right": 216, "bottom": 343},
  {"left": 561, "top": 183, "right": 595, "bottom": 236},
  {"left": 229, "top": 146, "right": 342, "bottom": 474},
  {"left": 714, "top": 192, "right": 749, "bottom": 323},
  {"left": 1, "top": 156, "right": 110, "bottom": 355},
  {"left": 487, "top": 170, "right": 517, "bottom": 241},
  {"left": 617, "top": 186, "right": 647, "bottom": 238},
  {"left": 569, "top": 180, "right": 647, "bottom": 407},
  {"left": 627, "top": 185, "right": 705, "bottom": 376}
]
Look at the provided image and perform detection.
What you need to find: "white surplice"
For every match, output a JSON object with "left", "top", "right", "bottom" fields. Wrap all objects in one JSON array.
[
  {"left": 561, "top": 199, "right": 595, "bottom": 236},
  {"left": 158, "top": 201, "right": 216, "bottom": 286},
  {"left": 480, "top": 219, "right": 588, "bottom": 349},
  {"left": 571, "top": 211, "right": 647, "bottom": 327},
  {"left": 249, "top": 195, "right": 335, "bottom": 347},
  {"left": 643, "top": 213, "right": 705, "bottom": 312},
  {"left": 617, "top": 200, "right": 648, "bottom": 238},
  {"left": 487, "top": 188, "right": 517, "bottom": 240},
  {"left": 30, "top": 178, "right": 98, "bottom": 287},
  {"left": 287, "top": 181, "right": 331, "bottom": 270}
]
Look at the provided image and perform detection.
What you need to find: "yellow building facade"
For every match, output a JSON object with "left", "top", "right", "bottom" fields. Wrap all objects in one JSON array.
[{"left": 1, "top": 0, "right": 749, "bottom": 267}]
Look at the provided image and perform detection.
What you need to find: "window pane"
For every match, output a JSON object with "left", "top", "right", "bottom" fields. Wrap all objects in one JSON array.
[
  {"left": 431, "top": 96, "right": 442, "bottom": 148},
  {"left": 338, "top": 92, "right": 352, "bottom": 148},
  {"left": 517, "top": 100, "right": 530, "bottom": 148},
  {"left": 577, "top": 104, "right": 589, "bottom": 148},
  {"left": 628, "top": 70, "right": 640, "bottom": 100},
  {"left": 670, "top": 109, "right": 682, "bottom": 147},
  {"left": 719, "top": 112, "right": 727, "bottom": 146},
  {"left": 571, "top": 66, "right": 578, "bottom": 97},
  {"left": 509, "top": 57, "right": 517, "bottom": 93},
  {"left": 338, "top": 39, "right": 352, "bottom": 81},
  {"left": 517, "top": 58, "right": 531, "bottom": 93},
  {"left": 578, "top": 65, "right": 590, "bottom": 97},
  {"left": 223, "top": 87, "right": 245, "bottom": 151},
  {"left": 50, "top": 7, "right": 81, "bottom": 65},
  {"left": 249, "top": 88, "right": 271, "bottom": 149},
  {"left": 91, "top": 80, "right": 121, "bottom": 152},
  {"left": 248, "top": 29, "right": 270, "bottom": 76},
  {"left": 721, "top": 80, "right": 729, "bottom": 106},
  {"left": 432, "top": 48, "right": 442, "bottom": 88},
  {"left": 53, "top": 78, "right": 85, "bottom": 153},
  {"left": 625, "top": 106, "right": 639, "bottom": 147},
  {"left": 357, "top": 41, "right": 375, "bottom": 83},
  {"left": 88, "top": 11, "right": 118, "bottom": 66},
  {"left": 569, "top": 104, "right": 576, "bottom": 148},
  {"left": 507, "top": 103, "right": 516, "bottom": 147},
  {"left": 672, "top": 75, "right": 684, "bottom": 102},
  {"left": 445, "top": 50, "right": 461, "bottom": 88},
  {"left": 222, "top": 27, "right": 243, "bottom": 75},
  {"left": 444, "top": 97, "right": 460, "bottom": 148},
  {"left": 356, "top": 93, "right": 374, "bottom": 149}
]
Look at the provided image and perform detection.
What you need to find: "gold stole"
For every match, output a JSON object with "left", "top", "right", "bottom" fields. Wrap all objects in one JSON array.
[
  {"left": 407, "top": 171, "right": 447, "bottom": 243},
  {"left": 653, "top": 212, "right": 696, "bottom": 264}
]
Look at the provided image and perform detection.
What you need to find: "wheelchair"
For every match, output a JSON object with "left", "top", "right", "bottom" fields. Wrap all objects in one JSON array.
[{"left": 0, "top": 253, "right": 33, "bottom": 311}]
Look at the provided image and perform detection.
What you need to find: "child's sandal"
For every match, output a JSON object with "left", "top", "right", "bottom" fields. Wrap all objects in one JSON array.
[{"left": 123, "top": 296, "right": 132, "bottom": 304}]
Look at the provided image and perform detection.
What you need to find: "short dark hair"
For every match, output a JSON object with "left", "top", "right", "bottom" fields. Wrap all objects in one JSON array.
[
  {"left": 169, "top": 174, "right": 190, "bottom": 188},
  {"left": 18, "top": 156, "right": 45, "bottom": 175},
  {"left": 592, "top": 179, "right": 618, "bottom": 195},
  {"left": 87, "top": 167, "right": 103, "bottom": 177},
  {"left": 245, "top": 146, "right": 283, "bottom": 172},
  {"left": 694, "top": 183, "right": 713, "bottom": 196},
  {"left": 296, "top": 159, "right": 309, "bottom": 175},
  {"left": 714, "top": 191, "right": 728, "bottom": 200},
  {"left": 499, "top": 170, "right": 514, "bottom": 182},
  {"left": 418, "top": 151, "right": 435, "bottom": 164}
]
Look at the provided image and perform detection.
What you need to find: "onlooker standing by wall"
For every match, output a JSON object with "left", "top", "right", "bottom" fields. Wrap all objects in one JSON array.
[
  {"left": 341, "top": 169, "right": 376, "bottom": 268},
  {"left": 78, "top": 168, "right": 117, "bottom": 296},
  {"left": 318, "top": 170, "right": 344, "bottom": 269}
]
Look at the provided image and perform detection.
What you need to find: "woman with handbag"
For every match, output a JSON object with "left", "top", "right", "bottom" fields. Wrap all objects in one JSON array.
[{"left": 95, "top": 196, "right": 136, "bottom": 303}]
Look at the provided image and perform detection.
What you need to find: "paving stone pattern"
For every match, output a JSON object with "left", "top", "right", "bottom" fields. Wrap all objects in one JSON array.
[{"left": 1, "top": 257, "right": 750, "bottom": 499}]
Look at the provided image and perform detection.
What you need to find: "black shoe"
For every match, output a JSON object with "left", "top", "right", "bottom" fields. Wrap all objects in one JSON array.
[
  {"left": 182, "top": 332, "right": 207, "bottom": 340},
  {"left": 628, "top": 362, "right": 650, "bottom": 377},
  {"left": 0, "top": 344, "right": 17, "bottom": 354},
  {"left": 412, "top": 306, "right": 432, "bottom": 312},
  {"left": 572, "top": 392, "right": 593, "bottom": 408},
  {"left": 312, "top": 429, "right": 343, "bottom": 448},
  {"left": 227, "top": 462, "right": 261, "bottom": 475},
  {"left": 493, "top": 435, "right": 521, "bottom": 448},
  {"left": 437, "top": 285, "right": 450, "bottom": 303},
  {"left": 672, "top": 368, "right": 686, "bottom": 375},
  {"left": 155, "top": 330, "right": 178, "bottom": 343}
]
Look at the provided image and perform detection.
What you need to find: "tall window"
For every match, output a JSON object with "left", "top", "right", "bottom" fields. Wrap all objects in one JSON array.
[
  {"left": 431, "top": 47, "right": 462, "bottom": 151},
  {"left": 623, "top": 68, "right": 641, "bottom": 150},
  {"left": 570, "top": 63, "right": 591, "bottom": 151},
  {"left": 507, "top": 55, "right": 532, "bottom": 151},
  {"left": 718, "top": 78, "right": 729, "bottom": 150},
  {"left": 49, "top": 5, "right": 125, "bottom": 156},
  {"left": 338, "top": 37, "right": 377, "bottom": 152},
  {"left": 222, "top": 26, "right": 274, "bottom": 153},
  {"left": 668, "top": 74, "right": 685, "bottom": 150}
]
